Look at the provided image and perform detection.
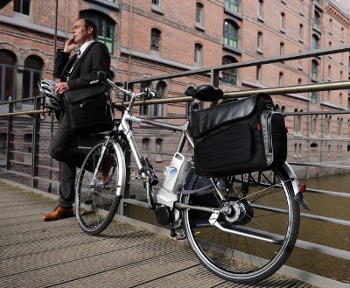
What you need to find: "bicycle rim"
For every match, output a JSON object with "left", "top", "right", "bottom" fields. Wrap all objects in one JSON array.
[
  {"left": 76, "top": 141, "right": 123, "bottom": 235},
  {"left": 183, "top": 166, "right": 300, "bottom": 284}
]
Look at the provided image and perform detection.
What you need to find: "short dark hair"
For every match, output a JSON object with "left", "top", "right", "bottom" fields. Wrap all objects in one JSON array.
[{"left": 82, "top": 18, "right": 98, "bottom": 39}]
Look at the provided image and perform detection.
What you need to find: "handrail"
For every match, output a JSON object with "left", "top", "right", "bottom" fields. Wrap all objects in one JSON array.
[{"left": 1, "top": 45, "right": 350, "bottom": 284}]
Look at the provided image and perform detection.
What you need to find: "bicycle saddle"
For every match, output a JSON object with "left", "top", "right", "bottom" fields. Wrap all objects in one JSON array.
[{"left": 185, "top": 85, "right": 223, "bottom": 101}]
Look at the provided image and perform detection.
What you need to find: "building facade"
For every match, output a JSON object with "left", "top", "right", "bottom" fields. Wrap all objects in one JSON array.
[{"left": 1, "top": 0, "right": 350, "bottom": 180}]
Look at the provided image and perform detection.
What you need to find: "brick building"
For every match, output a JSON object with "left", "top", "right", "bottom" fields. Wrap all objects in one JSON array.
[{"left": 1, "top": 0, "right": 350, "bottom": 181}]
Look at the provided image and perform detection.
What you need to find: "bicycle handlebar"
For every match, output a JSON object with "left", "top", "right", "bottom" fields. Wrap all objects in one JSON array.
[{"left": 92, "top": 71, "right": 156, "bottom": 104}]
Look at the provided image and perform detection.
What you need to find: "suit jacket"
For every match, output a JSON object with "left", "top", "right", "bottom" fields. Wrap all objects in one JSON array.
[{"left": 53, "top": 41, "right": 110, "bottom": 90}]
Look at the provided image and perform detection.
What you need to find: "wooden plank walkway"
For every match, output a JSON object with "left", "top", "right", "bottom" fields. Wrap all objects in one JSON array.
[{"left": 0, "top": 180, "right": 326, "bottom": 288}]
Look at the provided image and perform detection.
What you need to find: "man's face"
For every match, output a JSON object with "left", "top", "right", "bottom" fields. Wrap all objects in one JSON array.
[{"left": 71, "top": 19, "right": 92, "bottom": 45}]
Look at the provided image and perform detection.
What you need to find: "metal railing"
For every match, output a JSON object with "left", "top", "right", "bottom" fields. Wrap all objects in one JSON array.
[{"left": 1, "top": 45, "right": 350, "bottom": 284}]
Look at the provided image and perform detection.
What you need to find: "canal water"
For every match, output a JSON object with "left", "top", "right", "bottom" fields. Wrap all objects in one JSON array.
[
  {"left": 127, "top": 173, "right": 350, "bottom": 284},
  {"left": 288, "top": 173, "right": 350, "bottom": 284}
]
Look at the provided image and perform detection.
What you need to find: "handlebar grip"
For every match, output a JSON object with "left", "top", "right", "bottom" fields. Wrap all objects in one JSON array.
[{"left": 97, "top": 71, "right": 107, "bottom": 80}]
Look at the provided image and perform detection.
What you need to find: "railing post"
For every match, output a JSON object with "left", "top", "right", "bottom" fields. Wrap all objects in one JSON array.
[
  {"left": 31, "top": 97, "right": 41, "bottom": 189},
  {"left": 5, "top": 101, "right": 14, "bottom": 170}
]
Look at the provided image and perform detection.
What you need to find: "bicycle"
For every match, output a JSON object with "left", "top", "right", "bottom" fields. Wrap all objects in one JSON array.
[{"left": 75, "top": 72, "right": 309, "bottom": 284}]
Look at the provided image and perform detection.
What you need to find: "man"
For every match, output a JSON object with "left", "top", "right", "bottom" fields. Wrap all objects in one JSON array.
[{"left": 42, "top": 18, "right": 111, "bottom": 221}]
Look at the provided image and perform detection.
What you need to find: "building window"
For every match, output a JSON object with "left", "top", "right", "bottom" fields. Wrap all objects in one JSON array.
[
  {"left": 311, "top": 115, "right": 317, "bottom": 135},
  {"left": 311, "top": 59, "right": 319, "bottom": 80},
  {"left": 279, "top": 72, "right": 284, "bottom": 86},
  {"left": 222, "top": 56, "right": 238, "bottom": 85},
  {"left": 142, "top": 138, "right": 150, "bottom": 157},
  {"left": 151, "top": 28, "right": 161, "bottom": 52},
  {"left": 154, "top": 81, "right": 166, "bottom": 117},
  {"left": 280, "top": 13, "right": 285, "bottom": 32},
  {"left": 337, "top": 117, "right": 343, "bottom": 137},
  {"left": 81, "top": 11, "right": 115, "bottom": 54},
  {"left": 152, "top": 0, "right": 160, "bottom": 6},
  {"left": 314, "top": 11, "right": 321, "bottom": 29},
  {"left": 257, "top": 31, "right": 263, "bottom": 52},
  {"left": 155, "top": 138, "right": 163, "bottom": 162},
  {"left": 312, "top": 34, "right": 319, "bottom": 49},
  {"left": 299, "top": 24, "right": 304, "bottom": 42},
  {"left": 294, "top": 108, "right": 301, "bottom": 133},
  {"left": 196, "top": 2, "right": 204, "bottom": 25},
  {"left": 22, "top": 55, "right": 42, "bottom": 101},
  {"left": 194, "top": 43, "right": 202, "bottom": 65},
  {"left": 140, "top": 82, "right": 151, "bottom": 116},
  {"left": 223, "top": 20, "right": 239, "bottom": 49},
  {"left": 258, "top": 0, "right": 264, "bottom": 19},
  {"left": 256, "top": 65, "right": 262, "bottom": 82},
  {"left": 225, "top": 0, "right": 240, "bottom": 13},
  {"left": 0, "top": 50, "right": 16, "bottom": 102},
  {"left": 325, "top": 115, "right": 331, "bottom": 135},
  {"left": 280, "top": 42, "right": 285, "bottom": 57},
  {"left": 14, "top": 0, "right": 30, "bottom": 15},
  {"left": 310, "top": 91, "right": 317, "bottom": 105},
  {"left": 300, "top": 0, "right": 304, "bottom": 14}
]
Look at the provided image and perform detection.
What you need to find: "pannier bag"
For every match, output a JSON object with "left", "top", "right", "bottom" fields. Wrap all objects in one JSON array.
[
  {"left": 188, "top": 93, "right": 287, "bottom": 176},
  {"left": 64, "top": 83, "right": 114, "bottom": 135}
]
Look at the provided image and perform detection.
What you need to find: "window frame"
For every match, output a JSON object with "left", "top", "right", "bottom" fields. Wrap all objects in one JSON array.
[{"left": 223, "top": 20, "right": 239, "bottom": 49}]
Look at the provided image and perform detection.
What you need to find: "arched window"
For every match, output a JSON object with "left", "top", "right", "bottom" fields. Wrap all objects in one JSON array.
[
  {"left": 294, "top": 108, "right": 301, "bottom": 133},
  {"left": 311, "top": 59, "right": 319, "bottom": 80},
  {"left": 312, "top": 34, "right": 319, "bottom": 49},
  {"left": 314, "top": 11, "right": 321, "bottom": 29},
  {"left": 195, "top": 2, "right": 204, "bottom": 25},
  {"left": 325, "top": 115, "right": 331, "bottom": 135},
  {"left": 154, "top": 81, "right": 166, "bottom": 117},
  {"left": 155, "top": 138, "right": 163, "bottom": 162},
  {"left": 194, "top": 43, "right": 202, "bottom": 65},
  {"left": 280, "top": 13, "right": 285, "bottom": 31},
  {"left": 151, "top": 28, "right": 161, "bottom": 52},
  {"left": 311, "top": 115, "right": 317, "bottom": 135},
  {"left": 23, "top": 55, "right": 42, "bottom": 100},
  {"left": 140, "top": 81, "right": 151, "bottom": 116},
  {"left": 257, "top": 31, "right": 263, "bottom": 51},
  {"left": 223, "top": 20, "right": 239, "bottom": 49},
  {"left": 80, "top": 11, "right": 116, "bottom": 54},
  {"left": 299, "top": 24, "right": 304, "bottom": 41},
  {"left": 0, "top": 50, "right": 16, "bottom": 102},
  {"left": 280, "top": 42, "right": 285, "bottom": 56},
  {"left": 222, "top": 56, "right": 238, "bottom": 85},
  {"left": 337, "top": 117, "right": 343, "bottom": 137},
  {"left": 279, "top": 72, "right": 284, "bottom": 86},
  {"left": 258, "top": 0, "right": 264, "bottom": 18}
]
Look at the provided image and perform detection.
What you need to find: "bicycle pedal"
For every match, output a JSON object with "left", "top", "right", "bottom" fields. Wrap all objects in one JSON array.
[{"left": 175, "top": 228, "right": 186, "bottom": 240}]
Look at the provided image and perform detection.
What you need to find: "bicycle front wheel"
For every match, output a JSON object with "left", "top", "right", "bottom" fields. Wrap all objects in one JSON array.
[
  {"left": 183, "top": 166, "right": 300, "bottom": 284},
  {"left": 75, "top": 140, "right": 125, "bottom": 235}
]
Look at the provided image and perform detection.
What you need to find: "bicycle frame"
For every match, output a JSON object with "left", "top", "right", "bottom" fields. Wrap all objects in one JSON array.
[{"left": 104, "top": 78, "right": 309, "bottom": 225}]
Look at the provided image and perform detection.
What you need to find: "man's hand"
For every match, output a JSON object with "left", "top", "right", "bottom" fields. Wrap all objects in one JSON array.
[
  {"left": 55, "top": 82, "right": 69, "bottom": 95},
  {"left": 64, "top": 37, "right": 78, "bottom": 54}
]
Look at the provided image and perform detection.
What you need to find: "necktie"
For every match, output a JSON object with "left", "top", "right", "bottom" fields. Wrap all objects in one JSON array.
[{"left": 70, "top": 49, "right": 81, "bottom": 73}]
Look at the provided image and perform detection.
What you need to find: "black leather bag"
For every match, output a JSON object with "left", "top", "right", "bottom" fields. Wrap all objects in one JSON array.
[
  {"left": 188, "top": 93, "right": 287, "bottom": 176},
  {"left": 63, "top": 83, "right": 114, "bottom": 135}
]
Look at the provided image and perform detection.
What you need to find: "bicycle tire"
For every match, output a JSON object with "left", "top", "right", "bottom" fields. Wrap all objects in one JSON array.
[
  {"left": 182, "top": 165, "right": 300, "bottom": 284},
  {"left": 75, "top": 140, "right": 125, "bottom": 235}
]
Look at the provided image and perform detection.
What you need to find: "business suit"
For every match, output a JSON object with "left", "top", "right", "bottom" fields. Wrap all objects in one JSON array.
[{"left": 48, "top": 41, "right": 110, "bottom": 210}]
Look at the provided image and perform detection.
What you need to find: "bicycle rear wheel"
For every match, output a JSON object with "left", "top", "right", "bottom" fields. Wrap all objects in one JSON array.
[
  {"left": 75, "top": 140, "right": 125, "bottom": 235},
  {"left": 183, "top": 166, "right": 300, "bottom": 284}
]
